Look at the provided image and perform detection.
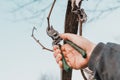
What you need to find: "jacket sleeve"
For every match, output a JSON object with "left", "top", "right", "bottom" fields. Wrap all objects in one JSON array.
[{"left": 88, "top": 42, "right": 120, "bottom": 80}]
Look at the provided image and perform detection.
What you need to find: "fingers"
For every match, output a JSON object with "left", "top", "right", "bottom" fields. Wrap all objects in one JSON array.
[
  {"left": 53, "top": 45, "right": 60, "bottom": 57},
  {"left": 58, "top": 61, "right": 63, "bottom": 69},
  {"left": 53, "top": 45, "right": 63, "bottom": 68},
  {"left": 61, "top": 44, "right": 74, "bottom": 56},
  {"left": 53, "top": 44, "right": 74, "bottom": 69},
  {"left": 56, "top": 54, "right": 63, "bottom": 69},
  {"left": 56, "top": 53, "right": 62, "bottom": 63}
]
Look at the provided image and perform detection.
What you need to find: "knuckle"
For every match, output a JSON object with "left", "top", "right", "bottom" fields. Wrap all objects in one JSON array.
[
  {"left": 56, "top": 53, "right": 62, "bottom": 63},
  {"left": 53, "top": 45, "right": 59, "bottom": 50},
  {"left": 59, "top": 61, "right": 63, "bottom": 69}
]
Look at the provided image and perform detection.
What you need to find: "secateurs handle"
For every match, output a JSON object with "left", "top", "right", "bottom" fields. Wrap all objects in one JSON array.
[
  {"left": 58, "top": 44, "right": 71, "bottom": 72},
  {"left": 65, "top": 40, "right": 87, "bottom": 58}
]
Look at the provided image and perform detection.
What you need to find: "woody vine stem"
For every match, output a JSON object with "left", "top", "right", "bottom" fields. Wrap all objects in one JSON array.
[{"left": 31, "top": 27, "right": 53, "bottom": 52}]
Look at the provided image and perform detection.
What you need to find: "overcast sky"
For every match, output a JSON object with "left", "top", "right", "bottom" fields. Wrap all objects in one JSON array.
[{"left": 0, "top": 0, "right": 120, "bottom": 80}]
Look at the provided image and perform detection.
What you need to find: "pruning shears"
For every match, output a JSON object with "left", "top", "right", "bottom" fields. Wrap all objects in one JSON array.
[{"left": 46, "top": 25, "right": 87, "bottom": 72}]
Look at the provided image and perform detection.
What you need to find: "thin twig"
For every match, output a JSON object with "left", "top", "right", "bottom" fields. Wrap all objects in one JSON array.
[
  {"left": 77, "top": 1, "right": 87, "bottom": 80},
  {"left": 84, "top": 68, "right": 95, "bottom": 80},
  {"left": 31, "top": 27, "right": 53, "bottom": 52},
  {"left": 78, "top": 15, "right": 83, "bottom": 36},
  {"left": 84, "top": 68, "right": 94, "bottom": 75},
  {"left": 79, "top": 20, "right": 87, "bottom": 80},
  {"left": 80, "top": 1, "right": 87, "bottom": 80},
  {"left": 81, "top": 69, "right": 87, "bottom": 80},
  {"left": 47, "top": 0, "right": 56, "bottom": 29}
]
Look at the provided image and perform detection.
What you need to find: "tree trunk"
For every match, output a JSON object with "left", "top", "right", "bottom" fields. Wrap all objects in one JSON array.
[{"left": 61, "top": 0, "right": 79, "bottom": 80}]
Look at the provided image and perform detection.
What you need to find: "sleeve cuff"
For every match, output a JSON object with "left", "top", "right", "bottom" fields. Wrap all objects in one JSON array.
[{"left": 88, "top": 42, "right": 105, "bottom": 71}]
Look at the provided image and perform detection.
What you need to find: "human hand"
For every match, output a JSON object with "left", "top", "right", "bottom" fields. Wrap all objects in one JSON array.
[{"left": 53, "top": 33, "right": 96, "bottom": 69}]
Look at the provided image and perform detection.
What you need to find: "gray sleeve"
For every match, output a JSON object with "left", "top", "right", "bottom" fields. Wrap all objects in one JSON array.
[{"left": 88, "top": 42, "right": 120, "bottom": 80}]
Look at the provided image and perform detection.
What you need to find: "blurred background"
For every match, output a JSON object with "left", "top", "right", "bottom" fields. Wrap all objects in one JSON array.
[{"left": 0, "top": 0, "right": 120, "bottom": 80}]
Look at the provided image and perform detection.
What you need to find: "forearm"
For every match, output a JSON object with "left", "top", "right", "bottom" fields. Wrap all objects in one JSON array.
[{"left": 88, "top": 42, "right": 120, "bottom": 80}]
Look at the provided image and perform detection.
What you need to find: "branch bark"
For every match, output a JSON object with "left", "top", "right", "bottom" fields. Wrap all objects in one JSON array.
[{"left": 61, "top": 1, "right": 78, "bottom": 80}]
